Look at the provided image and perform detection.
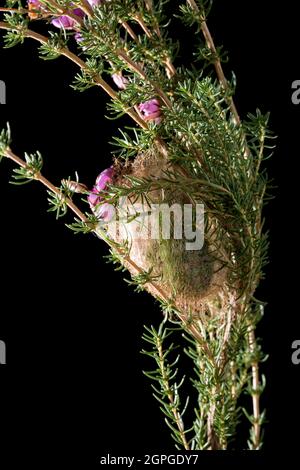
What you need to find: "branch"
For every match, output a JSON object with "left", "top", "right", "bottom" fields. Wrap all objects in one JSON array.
[
  {"left": 0, "top": 21, "right": 148, "bottom": 129},
  {"left": 4, "top": 148, "right": 88, "bottom": 221},
  {"left": 144, "top": 0, "right": 159, "bottom": 33},
  {"left": 45, "top": 0, "right": 85, "bottom": 27},
  {"left": 78, "top": 0, "right": 93, "bottom": 17},
  {"left": 78, "top": 0, "right": 139, "bottom": 41},
  {"left": 156, "top": 335, "right": 190, "bottom": 450},
  {"left": 0, "top": 7, "right": 28, "bottom": 14},
  {"left": 187, "top": 0, "right": 240, "bottom": 125},
  {"left": 142, "top": 2, "right": 176, "bottom": 78},
  {"left": 116, "top": 47, "right": 172, "bottom": 108},
  {"left": 121, "top": 20, "right": 138, "bottom": 41},
  {"left": 248, "top": 327, "right": 262, "bottom": 449}
]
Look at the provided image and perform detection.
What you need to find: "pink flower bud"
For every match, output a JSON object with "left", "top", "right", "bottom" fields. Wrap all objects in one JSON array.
[
  {"left": 61, "top": 180, "right": 88, "bottom": 194},
  {"left": 138, "top": 98, "right": 162, "bottom": 124},
  {"left": 112, "top": 73, "right": 128, "bottom": 90}
]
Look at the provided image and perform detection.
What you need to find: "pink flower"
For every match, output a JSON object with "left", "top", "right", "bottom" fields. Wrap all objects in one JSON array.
[
  {"left": 88, "top": 167, "right": 115, "bottom": 222},
  {"left": 95, "top": 167, "right": 114, "bottom": 191},
  {"left": 138, "top": 98, "right": 162, "bottom": 124},
  {"left": 51, "top": 8, "right": 84, "bottom": 30},
  {"left": 112, "top": 73, "right": 128, "bottom": 90}
]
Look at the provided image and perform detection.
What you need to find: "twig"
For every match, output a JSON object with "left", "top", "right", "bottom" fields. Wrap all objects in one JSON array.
[
  {"left": 78, "top": 0, "right": 138, "bottom": 40},
  {"left": 44, "top": 0, "right": 85, "bottom": 27},
  {"left": 0, "top": 7, "right": 28, "bottom": 14},
  {"left": 4, "top": 148, "right": 88, "bottom": 221},
  {"left": 207, "top": 399, "right": 220, "bottom": 450},
  {"left": 187, "top": 0, "right": 240, "bottom": 125},
  {"left": 0, "top": 21, "right": 148, "bottom": 130},
  {"left": 116, "top": 47, "right": 172, "bottom": 108},
  {"left": 121, "top": 20, "right": 138, "bottom": 41},
  {"left": 79, "top": 0, "right": 93, "bottom": 17},
  {"left": 0, "top": 120, "right": 209, "bottom": 350},
  {"left": 134, "top": 13, "right": 152, "bottom": 38},
  {"left": 142, "top": 2, "right": 176, "bottom": 78},
  {"left": 156, "top": 335, "right": 190, "bottom": 450},
  {"left": 248, "top": 326, "right": 261, "bottom": 449}
]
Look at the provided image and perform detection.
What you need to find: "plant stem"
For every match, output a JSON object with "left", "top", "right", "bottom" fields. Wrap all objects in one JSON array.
[
  {"left": 121, "top": 20, "right": 138, "bottom": 41},
  {"left": 78, "top": 1, "right": 138, "bottom": 41},
  {"left": 134, "top": 13, "right": 152, "bottom": 38},
  {"left": 79, "top": 0, "right": 93, "bottom": 17},
  {"left": 0, "top": 21, "right": 148, "bottom": 130},
  {"left": 0, "top": 7, "right": 28, "bottom": 14},
  {"left": 248, "top": 326, "right": 261, "bottom": 449},
  {"left": 116, "top": 47, "right": 172, "bottom": 108},
  {"left": 186, "top": 0, "right": 240, "bottom": 125},
  {"left": 156, "top": 335, "right": 190, "bottom": 450},
  {"left": 141, "top": 3, "right": 176, "bottom": 78},
  {"left": 5, "top": 148, "right": 88, "bottom": 221},
  {"left": 45, "top": 0, "right": 85, "bottom": 27}
]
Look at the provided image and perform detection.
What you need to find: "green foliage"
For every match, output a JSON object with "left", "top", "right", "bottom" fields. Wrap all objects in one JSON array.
[
  {"left": 2, "top": 12, "right": 28, "bottom": 48},
  {"left": 66, "top": 214, "right": 99, "bottom": 233},
  {"left": 125, "top": 266, "right": 160, "bottom": 292},
  {"left": 142, "top": 322, "right": 191, "bottom": 450},
  {"left": 39, "top": 31, "right": 67, "bottom": 60},
  {"left": 47, "top": 190, "right": 69, "bottom": 218},
  {"left": 111, "top": 127, "right": 157, "bottom": 158},
  {"left": 178, "top": 0, "right": 212, "bottom": 28},
  {"left": 47, "top": 177, "right": 85, "bottom": 219},
  {"left": 71, "top": 58, "right": 105, "bottom": 91},
  {"left": 10, "top": 151, "right": 43, "bottom": 184},
  {"left": 0, "top": 123, "right": 11, "bottom": 160}
]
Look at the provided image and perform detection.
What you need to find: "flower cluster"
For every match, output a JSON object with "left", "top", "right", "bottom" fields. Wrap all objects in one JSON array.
[{"left": 88, "top": 167, "right": 114, "bottom": 221}]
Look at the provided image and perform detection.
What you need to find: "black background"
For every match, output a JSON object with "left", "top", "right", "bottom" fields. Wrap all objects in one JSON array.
[{"left": 0, "top": 0, "right": 299, "bottom": 465}]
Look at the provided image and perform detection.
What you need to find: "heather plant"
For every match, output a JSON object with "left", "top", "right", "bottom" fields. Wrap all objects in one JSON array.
[{"left": 0, "top": 0, "right": 273, "bottom": 449}]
